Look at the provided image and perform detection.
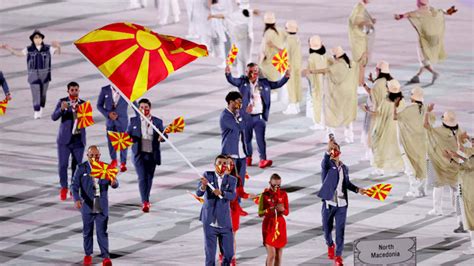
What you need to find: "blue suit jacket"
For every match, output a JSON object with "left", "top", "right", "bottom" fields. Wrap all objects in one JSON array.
[
  {"left": 225, "top": 73, "right": 289, "bottom": 121},
  {"left": 96, "top": 85, "right": 129, "bottom": 130},
  {"left": 196, "top": 171, "right": 237, "bottom": 229},
  {"left": 127, "top": 116, "right": 167, "bottom": 165},
  {"left": 71, "top": 162, "right": 119, "bottom": 216},
  {"left": 317, "top": 153, "right": 359, "bottom": 203},
  {"left": 0, "top": 71, "right": 10, "bottom": 95},
  {"left": 51, "top": 97, "right": 86, "bottom": 145},
  {"left": 220, "top": 109, "right": 248, "bottom": 157}
]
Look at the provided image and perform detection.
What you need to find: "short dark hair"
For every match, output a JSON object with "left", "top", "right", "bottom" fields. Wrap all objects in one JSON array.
[
  {"left": 270, "top": 173, "right": 281, "bottom": 181},
  {"left": 215, "top": 154, "right": 228, "bottom": 163},
  {"left": 138, "top": 98, "right": 151, "bottom": 108},
  {"left": 225, "top": 91, "right": 242, "bottom": 104},
  {"left": 67, "top": 81, "right": 79, "bottom": 89},
  {"left": 247, "top": 62, "right": 257, "bottom": 68}
]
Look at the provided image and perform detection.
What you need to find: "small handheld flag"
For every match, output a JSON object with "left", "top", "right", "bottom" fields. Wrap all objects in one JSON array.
[
  {"left": 226, "top": 44, "right": 238, "bottom": 65},
  {"left": 76, "top": 101, "right": 95, "bottom": 129},
  {"left": 272, "top": 49, "right": 289, "bottom": 74},
  {"left": 165, "top": 116, "right": 185, "bottom": 134},
  {"left": 365, "top": 183, "right": 393, "bottom": 201},
  {"left": 108, "top": 131, "right": 134, "bottom": 151}
]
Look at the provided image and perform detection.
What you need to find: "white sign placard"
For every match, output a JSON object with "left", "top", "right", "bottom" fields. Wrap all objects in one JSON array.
[{"left": 354, "top": 237, "right": 416, "bottom": 266}]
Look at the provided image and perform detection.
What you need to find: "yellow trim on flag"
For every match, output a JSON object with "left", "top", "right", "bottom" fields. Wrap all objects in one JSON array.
[
  {"left": 75, "top": 30, "right": 135, "bottom": 44},
  {"left": 130, "top": 51, "right": 150, "bottom": 101},
  {"left": 158, "top": 48, "right": 175, "bottom": 74},
  {"left": 170, "top": 47, "right": 208, "bottom": 57},
  {"left": 98, "top": 44, "right": 139, "bottom": 77}
]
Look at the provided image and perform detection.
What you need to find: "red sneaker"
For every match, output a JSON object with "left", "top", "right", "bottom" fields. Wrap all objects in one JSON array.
[
  {"left": 231, "top": 257, "right": 237, "bottom": 266},
  {"left": 334, "top": 256, "right": 343, "bottom": 266},
  {"left": 142, "top": 201, "right": 150, "bottom": 213},
  {"left": 109, "top": 159, "right": 118, "bottom": 168},
  {"left": 60, "top": 188, "right": 68, "bottom": 201},
  {"left": 246, "top": 157, "right": 252, "bottom": 166},
  {"left": 102, "top": 258, "right": 112, "bottom": 266},
  {"left": 83, "top": 255, "right": 92, "bottom": 265},
  {"left": 327, "top": 244, "right": 335, "bottom": 259},
  {"left": 120, "top": 162, "right": 127, "bottom": 172},
  {"left": 258, "top": 159, "right": 273, "bottom": 169}
]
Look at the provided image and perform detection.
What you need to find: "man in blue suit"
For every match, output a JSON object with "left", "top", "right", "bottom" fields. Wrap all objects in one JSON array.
[
  {"left": 51, "top": 81, "right": 86, "bottom": 201},
  {"left": 225, "top": 63, "right": 290, "bottom": 169},
  {"left": 97, "top": 84, "right": 129, "bottom": 172},
  {"left": 318, "top": 139, "right": 366, "bottom": 266},
  {"left": 220, "top": 91, "right": 248, "bottom": 186},
  {"left": 0, "top": 71, "right": 12, "bottom": 100},
  {"left": 72, "top": 145, "right": 118, "bottom": 266},
  {"left": 197, "top": 155, "right": 237, "bottom": 266},
  {"left": 127, "top": 98, "right": 167, "bottom": 213}
]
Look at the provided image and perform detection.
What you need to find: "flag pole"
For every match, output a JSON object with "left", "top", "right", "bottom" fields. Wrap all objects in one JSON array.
[{"left": 76, "top": 53, "right": 220, "bottom": 197}]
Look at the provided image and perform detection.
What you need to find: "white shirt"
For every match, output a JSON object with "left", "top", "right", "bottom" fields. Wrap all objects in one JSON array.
[
  {"left": 22, "top": 45, "right": 56, "bottom": 56},
  {"left": 88, "top": 161, "right": 100, "bottom": 197},
  {"left": 326, "top": 162, "right": 347, "bottom": 208},
  {"left": 210, "top": 172, "right": 224, "bottom": 228},
  {"left": 250, "top": 80, "right": 263, "bottom": 115},
  {"left": 111, "top": 86, "right": 120, "bottom": 106},
  {"left": 140, "top": 116, "right": 154, "bottom": 140}
]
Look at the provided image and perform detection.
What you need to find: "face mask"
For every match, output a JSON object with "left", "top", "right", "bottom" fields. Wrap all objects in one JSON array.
[
  {"left": 215, "top": 164, "right": 227, "bottom": 175},
  {"left": 235, "top": 102, "right": 242, "bottom": 110},
  {"left": 332, "top": 150, "right": 341, "bottom": 158},
  {"left": 228, "top": 163, "right": 235, "bottom": 172},
  {"left": 142, "top": 109, "right": 150, "bottom": 116}
]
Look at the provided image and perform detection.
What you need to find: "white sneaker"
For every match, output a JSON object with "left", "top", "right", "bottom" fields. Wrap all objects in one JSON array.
[
  {"left": 310, "top": 123, "right": 325, "bottom": 130},
  {"left": 405, "top": 191, "right": 416, "bottom": 197},
  {"left": 33, "top": 111, "right": 40, "bottom": 119},
  {"left": 283, "top": 104, "right": 298, "bottom": 115},
  {"left": 295, "top": 103, "right": 301, "bottom": 114},
  {"left": 427, "top": 209, "right": 444, "bottom": 216},
  {"left": 463, "top": 247, "right": 474, "bottom": 255},
  {"left": 38, "top": 108, "right": 43, "bottom": 118},
  {"left": 173, "top": 18, "right": 180, "bottom": 24},
  {"left": 217, "top": 62, "right": 227, "bottom": 69}
]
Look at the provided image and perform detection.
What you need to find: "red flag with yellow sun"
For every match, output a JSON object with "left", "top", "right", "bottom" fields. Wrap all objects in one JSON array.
[
  {"left": 365, "top": 183, "right": 393, "bottom": 201},
  {"left": 74, "top": 22, "right": 208, "bottom": 101},
  {"left": 107, "top": 131, "right": 134, "bottom": 151},
  {"left": 165, "top": 116, "right": 185, "bottom": 134},
  {"left": 0, "top": 99, "right": 8, "bottom": 116},
  {"left": 272, "top": 48, "right": 289, "bottom": 74},
  {"left": 90, "top": 160, "right": 119, "bottom": 182},
  {"left": 76, "top": 101, "right": 95, "bottom": 129}
]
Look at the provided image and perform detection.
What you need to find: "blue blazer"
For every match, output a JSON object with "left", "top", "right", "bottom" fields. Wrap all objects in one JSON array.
[
  {"left": 71, "top": 162, "right": 119, "bottom": 216},
  {"left": 51, "top": 97, "right": 86, "bottom": 145},
  {"left": 220, "top": 109, "right": 248, "bottom": 157},
  {"left": 0, "top": 71, "right": 10, "bottom": 95},
  {"left": 317, "top": 153, "right": 359, "bottom": 203},
  {"left": 225, "top": 73, "right": 289, "bottom": 121},
  {"left": 127, "top": 116, "right": 167, "bottom": 165},
  {"left": 96, "top": 85, "right": 129, "bottom": 130},
  {"left": 196, "top": 171, "right": 237, "bottom": 229}
]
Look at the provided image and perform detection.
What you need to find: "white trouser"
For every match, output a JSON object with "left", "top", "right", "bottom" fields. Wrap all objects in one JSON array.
[
  {"left": 344, "top": 123, "right": 354, "bottom": 142},
  {"left": 433, "top": 186, "right": 456, "bottom": 214},
  {"left": 184, "top": 0, "right": 198, "bottom": 36},
  {"left": 158, "top": 0, "right": 180, "bottom": 24},
  {"left": 235, "top": 39, "right": 252, "bottom": 77}
]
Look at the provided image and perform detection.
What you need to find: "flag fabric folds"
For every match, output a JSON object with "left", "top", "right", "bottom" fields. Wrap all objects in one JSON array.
[
  {"left": 90, "top": 160, "right": 119, "bottom": 182},
  {"left": 187, "top": 191, "right": 204, "bottom": 204},
  {"left": 365, "top": 183, "right": 393, "bottom": 201},
  {"left": 107, "top": 131, "right": 134, "bottom": 151},
  {"left": 272, "top": 48, "right": 289, "bottom": 74},
  {"left": 0, "top": 99, "right": 8, "bottom": 116},
  {"left": 74, "top": 22, "right": 208, "bottom": 101},
  {"left": 76, "top": 101, "right": 95, "bottom": 129},
  {"left": 164, "top": 116, "right": 185, "bottom": 134},
  {"left": 226, "top": 44, "right": 238, "bottom": 65}
]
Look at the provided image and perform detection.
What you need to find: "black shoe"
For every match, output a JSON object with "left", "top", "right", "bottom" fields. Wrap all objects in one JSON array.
[
  {"left": 453, "top": 222, "right": 468, "bottom": 233},
  {"left": 405, "top": 75, "right": 420, "bottom": 85},
  {"left": 431, "top": 72, "right": 439, "bottom": 84}
]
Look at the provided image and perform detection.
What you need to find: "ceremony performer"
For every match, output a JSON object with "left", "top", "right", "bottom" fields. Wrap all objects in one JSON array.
[
  {"left": 282, "top": 20, "right": 302, "bottom": 115},
  {"left": 2, "top": 30, "right": 61, "bottom": 119}
]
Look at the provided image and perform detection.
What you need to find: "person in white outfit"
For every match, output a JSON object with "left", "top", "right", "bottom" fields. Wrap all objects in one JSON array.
[
  {"left": 158, "top": 0, "right": 180, "bottom": 25},
  {"left": 207, "top": 0, "right": 229, "bottom": 68},
  {"left": 184, "top": 0, "right": 201, "bottom": 39}
]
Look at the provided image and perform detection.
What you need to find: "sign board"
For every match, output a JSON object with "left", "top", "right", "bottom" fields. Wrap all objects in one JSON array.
[{"left": 354, "top": 237, "right": 416, "bottom": 266}]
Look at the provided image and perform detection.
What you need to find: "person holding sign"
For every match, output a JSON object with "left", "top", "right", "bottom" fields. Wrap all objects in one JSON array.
[
  {"left": 51, "top": 81, "right": 86, "bottom": 201},
  {"left": 318, "top": 137, "right": 366, "bottom": 266},
  {"left": 258, "top": 173, "right": 289, "bottom": 266},
  {"left": 197, "top": 155, "right": 237, "bottom": 266},
  {"left": 127, "top": 98, "right": 167, "bottom": 213},
  {"left": 71, "top": 145, "right": 118, "bottom": 266}
]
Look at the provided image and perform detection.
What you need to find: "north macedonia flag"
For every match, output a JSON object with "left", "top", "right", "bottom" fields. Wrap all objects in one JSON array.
[
  {"left": 74, "top": 23, "right": 208, "bottom": 101},
  {"left": 226, "top": 44, "right": 238, "bottom": 65},
  {"left": 365, "top": 183, "right": 393, "bottom": 201},
  {"left": 90, "top": 160, "right": 119, "bottom": 182},
  {"left": 165, "top": 116, "right": 185, "bottom": 133},
  {"left": 272, "top": 48, "right": 289, "bottom": 74},
  {"left": 76, "top": 101, "right": 95, "bottom": 129},
  {"left": 0, "top": 99, "right": 8, "bottom": 116},
  {"left": 107, "top": 131, "right": 134, "bottom": 151}
]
